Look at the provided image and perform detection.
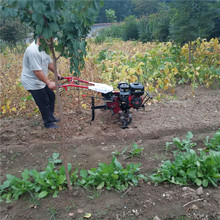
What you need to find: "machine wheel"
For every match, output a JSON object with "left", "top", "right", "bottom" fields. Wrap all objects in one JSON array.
[
  {"left": 119, "top": 111, "right": 133, "bottom": 129},
  {"left": 121, "top": 119, "right": 128, "bottom": 129},
  {"left": 125, "top": 113, "right": 132, "bottom": 125}
]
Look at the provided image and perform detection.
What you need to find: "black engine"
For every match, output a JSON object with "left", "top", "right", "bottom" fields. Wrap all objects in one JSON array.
[{"left": 117, "top": 82, "right": 144, "bottom": 110}]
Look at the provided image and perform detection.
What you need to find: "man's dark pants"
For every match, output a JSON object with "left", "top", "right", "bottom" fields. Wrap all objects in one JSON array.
[{"left": 28, "top": 85, "right": 55, "bottom": 127}]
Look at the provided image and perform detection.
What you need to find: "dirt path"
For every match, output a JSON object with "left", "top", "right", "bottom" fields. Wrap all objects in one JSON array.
[{"left": 0, "top": 86, "right": 220, "bottom": 220}]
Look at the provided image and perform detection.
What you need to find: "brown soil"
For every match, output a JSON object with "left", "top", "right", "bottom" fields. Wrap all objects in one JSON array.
[{"left": 0, "top": 86, "right": 220, "bottom": 220}]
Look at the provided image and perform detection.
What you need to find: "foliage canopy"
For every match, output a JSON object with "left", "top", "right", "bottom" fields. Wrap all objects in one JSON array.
[{"left": 1, "top": 0, "right": 103, "bottom": 74}]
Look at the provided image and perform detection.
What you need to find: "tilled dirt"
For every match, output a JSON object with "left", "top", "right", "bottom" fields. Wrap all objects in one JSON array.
[{"left": 0, "top": 86, "right": 220, "bottom": 220}]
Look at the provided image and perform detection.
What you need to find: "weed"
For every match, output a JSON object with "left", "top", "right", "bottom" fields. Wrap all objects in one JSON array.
[
  {"left": 28, "top": 190, "right": 41, "bottom": 208},
  {"left": 88, "top": 189, "right": 102, "bottom": 200},
  {"left": 48, "top": 152, "right": 62, "bottom": 165},
  {"left": 111, "top": 147, "right": 127, "bottom": 157},
  {"left": 153, "top": 154, "right": 167, "bottom": 161},
  {"left": 10, "top": 152, "right": 21, "bottom": 161},
  {"left": 47, "top": 207, "right": 58, "bottom": 220},
  {"left": 65, "top": 201, "right": 78, "bottom": 212},
  {"left": 112, "top": 143, "right": 143, "bottom": 159},
  {"left": 127, "top": 143, "right": 143, "bottom": 158},
  {"left": 72, "top": 144, "right": 77, "bottom": 150},
  {"left": 111, "top": 150, "right": 121, "bottom": 156}
]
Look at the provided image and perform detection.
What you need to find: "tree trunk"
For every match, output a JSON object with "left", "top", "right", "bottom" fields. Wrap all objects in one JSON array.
[
  {"left": 188, "top": 41, "right": 192, "bottom": 64},
  {"left": 188, "top": 41, "right": 194, "bottom": 64},
  {"left": 49, "top": 38, "right": 72, "bottom": 192}
]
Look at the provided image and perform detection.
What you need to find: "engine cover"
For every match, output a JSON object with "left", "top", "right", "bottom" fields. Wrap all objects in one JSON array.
[{"left": 129, "top": 82, "right": 144, "bottom": 96}]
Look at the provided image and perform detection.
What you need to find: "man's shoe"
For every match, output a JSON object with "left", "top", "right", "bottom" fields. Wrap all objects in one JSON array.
[
  {"left": 44, "top": 122, "right": 59, "bottom": 129},
  {"left": 53, "top": 117, "right": 61, "bottom": 122}
]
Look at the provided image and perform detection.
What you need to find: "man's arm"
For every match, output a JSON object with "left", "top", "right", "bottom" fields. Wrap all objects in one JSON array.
[
  {"left": 33, "top": 70, "right": 56, "bottom": 90},
  {"left": 48, "top": 63, "right": 54, "bottom": 72},
  {"left": 48, "top": 63, "right": 62, "bottom": 78}
]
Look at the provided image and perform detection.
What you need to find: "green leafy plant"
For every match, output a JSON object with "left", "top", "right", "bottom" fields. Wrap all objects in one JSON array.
[
  {"left": 151, "top": 148, "right": 220, "bottom": 187},
  {"left": 78, "top": 155, "right": 147, "bottom": 191},
  {"left": 0, "top": 154, "right": 147, "bottom": 203},
  {"left": 0, "top": 161, "right": 72, "bottom": 203},
  {"left": 205, "top": 130, "right": 220, "bottom": 151},
  {"left": 165, "top": 131, "right": 196, "bottom": 151},
  {"left": 127, "top": 143, "right": 143, "bottom": 158},
  {"left": 111, "top": 147, "right": 127, "bottom": 157},
  {"left": 48, "top": 153, "right": 62, "bottom": 165},
  {"left": 111, "top": 143, "right": 143, "bottom": 159}
]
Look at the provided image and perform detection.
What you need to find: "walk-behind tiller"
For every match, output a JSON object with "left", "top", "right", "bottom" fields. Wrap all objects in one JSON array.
[{"left": 59, "top": 77, "right": 152, "bottom": 128}]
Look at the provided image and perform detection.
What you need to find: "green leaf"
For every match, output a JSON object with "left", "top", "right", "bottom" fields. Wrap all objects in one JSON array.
[
  {"left": 36, "top": 24, "right": 42, "bottom": 35},
  {"left": 67, "top": 163, "right": 72, "bottom": 173},
  {"left": 112, "top": 156, "right": 122, "bottom": 169},
  {"left": 111, "top": 174, "right": 119, "bottom": 180},
  {"left": 186, "top": 131, "right": 193, "bottom": 140},
  {"left": 49, "top": 22, "right": 59, "bottom": 33},
  {"left": 138, "top": 174, "right": 148, "bottom": 181},
  {"left": 80, "top": 169, "right": 88, "bottom": 178},
  {"left": 197, "top": 172, "right": 203, "bottom": 178},
  {"left": 38, "top": 191, "right": 48, "bottom": 198},
  {"left": 0, "top": 180, "right": 10, "bottom": 190},
  {"left": 18, "top": 0, "right": 27, "bottom": 8},
  {"left": 131, "top": 177, "right": 138, "bottom": 186},
  {"left": 29, "top": 169, "right": 40, "bottom": 179},
  {"left": 21, "top": 169, "right": 29, "bottom": 180},
  {"left": 173, "top": 137, "right": 181, "bottom": 144},
  {"left": 52, "top": 191, "right": 58, "bottom": 198},
  {"left": 6, "top": 174, "right": 16, "bottom": 184},
  {"left": 32, "top": 13, "right": 44, "bottom": 25},
  {"left": 195, "top": 178, "right": 202, "bottom": 186},
  {"left": 58, "top": 175, "right": 66, "bottom": 185},
  {"left": 52, "top": 153, "right": 59, "bottom": 159},
  {"left": 33, "top": 1, "right": 46, "bottom": 12},
  {"left": 196, "top": 161, "right": 200, "bottom": 167},
  {"left": 187, "top": 168, "right": 197, "bottom": 178},
  {"left": 42, "top": 27, "right": 52, "bottom": 39},
  {"left": 202, "top": 179, "right": 209, "bottom": 187}
]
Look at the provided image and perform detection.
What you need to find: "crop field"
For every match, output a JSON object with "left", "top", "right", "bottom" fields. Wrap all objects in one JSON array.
[{"left": 0, "top": 39, "right": 220, "bottom": 220}]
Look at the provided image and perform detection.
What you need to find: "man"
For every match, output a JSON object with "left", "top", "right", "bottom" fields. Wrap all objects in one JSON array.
[{"left": 21, "top": 37, "right": 60, "bottom": 129}]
